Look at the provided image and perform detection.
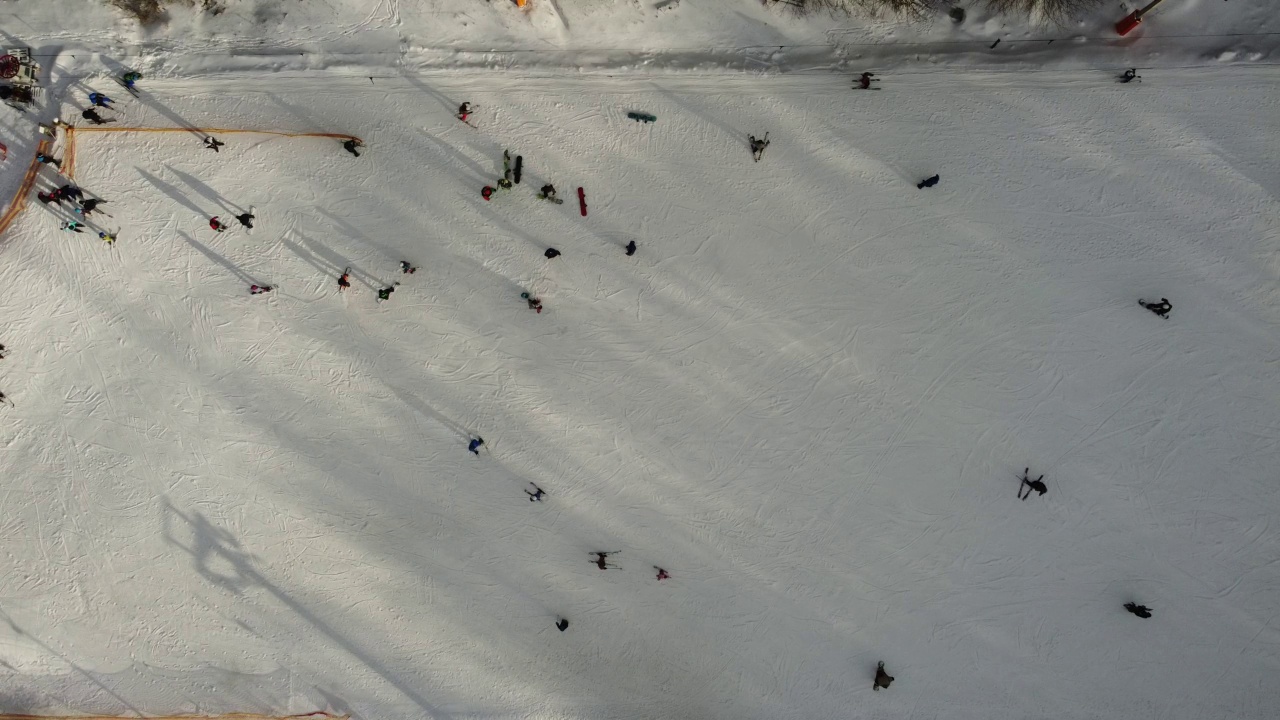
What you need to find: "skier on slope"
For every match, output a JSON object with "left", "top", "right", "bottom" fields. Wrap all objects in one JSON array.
[
  {"left": 121, "top": 71, "right": 142, "bottom": 90},
  {"left": 625, "top": 240, "right": 636, "bottom": 256},
  {"left": 210, "top": 216, "right": 226, "bottom": 232},
  {"left": 1018, "top": 468, "right": 1047, "bottom": 500},
  {"left": 61, "top": 220, "right": 84, "bottom": 233},
  {"left": 81, "top": 108, "right": 115, "bottom": 125},
  {"left": 36, "top": 152, "right": 62, "bottom": 169},
  {"left": 36, "top": 191, "right": 61, "bottom": 206},
  {"left": 468, "top": 437, "right": 485, "bottom": 455},
  {"left": 236, "top": 211, "right": 255, "bottom": 229},
  {"left": 539, "top": 184, "right": 558, "bottom": 202},
  {"left": 1119, "top": 69, "right": 1141, "bottom": 84},
  {"left": 204, "top": 136, "right": 225, "bottom": 152},
  {"left": 99, "top": 231, "right": 117, "bottom": 244},
  {"left": 399, "top": 261, "right": 417, "bottom": 274},
  {"left": 458, "top": 102, "right": 472, "bottom": 122},
  {"left": 874, "top": 662, "right": 894, "bottom": 690},
  {"left": 250, "top": 285, "right": 273, "bottom": 295},
  {"left": 556, "top": 618, "right": 569, "bottom": 632},
  {"left": 856, "top": 72, "right": 879, "bottom": 90},
  {"left": 376, "top": 282, "right": 399, "bottom": 302},
  {"left": 343, "top": 138, "right": 363, "bottom": 157},
  {"left": 917, "top": 174, "right": 940, "bottom": 189},
  {"left": 749, "top": 133, "right": 770, "bottom": 162},
  {"left": 655, "top": 567, "right": 671, "bottom": 581},
  {"left": 521, "top": 292, "right": 543, "bottom": 313},
  {"left": 1124, "top": 602, "right": 1153, "bottom": 618},
  {"left": 338, "top": 270, "right": 351, "bottom": 291},
  {"left": 88, "top": 92, "right": 114, "bottom": 108},
  {"left": 1139, "top": 298, "right": 1171, "bottom": 318},
  {"left": 525, "top": 484, "right": 546, "bottom": 502},
  {"left": 544, "top": 248, "right": 561, "bottom": 259}
]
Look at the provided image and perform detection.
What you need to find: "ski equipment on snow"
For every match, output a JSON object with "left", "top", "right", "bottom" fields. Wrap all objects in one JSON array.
[
  {"left": 514, "top": 155, "right": 523, "bottom": 184},
  {"left": 1019, "top": 468, "right": 1047, "bottom": 500}
]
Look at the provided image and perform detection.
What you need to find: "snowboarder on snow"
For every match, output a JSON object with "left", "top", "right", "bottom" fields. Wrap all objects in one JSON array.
[
  {"left": 204, "top": 136, "right": 225, "bottom": 152},
  {"left": 121, "top": 71, "right": 142, "bottom": 90},
  {"left": 749, "top": 133, "right": 770, "bottom": 162},
  {"left": 36, "top": 153, "right": 61, "bottom": 169},
  {"left": 1119, "top": 68, "right": 1141, "bottom": 84},
  {"left": 874, "top": 662, "right": 894, "bottom": 690},
  {"left": 856, "top": 72, "right": 879, "bottom": 90},
  {"left": 525, "top": 484, "right": 546, "bottom": 502},
  {"left": 655, "top": 567, "right": 671, "bottom": 581},
  {"left": 88, "top": 92, "right": 114, "bottom": 108},
  {"left": 250, "top": 285, "right": 273, "bottom": 295},
  {"left": 399, "top": 261, "right": 417, "bottom": 274},
  {"left": 625, "top": 240, "right": 637, "bottom": 256},
  {"left": 539, "top": 184, "right": 558, "bottom": 201},
  {"left": 235, "top": 212, "right": 255, "bottom": 228},
  {"left": 376, "top": 282, "right": 399, "bottom": 302},
  {"left": 468, "top": 437, "right": 485, "bottom": 455},
  {"left": 458, "top": 102, "right": 472, "bottom": 122},
  {"left": 81, "top": 108, "right": 114, "bottom": 125},
  {"left": 1139, "top": 298, "right": 1171, "bottom": 318},
  {"left": 343, "top": 138, "right": 363, "bottom": 157},
  {"left": 482, "top": 186, "right": 495, "bottom": 202},
  {"left": 918, "top": 174, "right": 940, "bottom": 189},
  {"left": 544, "top": 248, "right": 561, "bottom": 259},
  {"left": 1124, "top": 602, "right": 1152, "bottom": 618},
  {"left": 61, "top": 220, "right": 84, "bottom": 233},
  {"left": 1019, "top": 468, "right": 1047, "bottom": 500},
  {"left": 521, "top": 292, "right": 543, "bottom": 313},
  {"left": 556, "top": 618, "right": 569, "bottom": 631},
  {"left": 210, "top": 216, "right": 226, "bottom": 232},
  {"left": 497, "top": 178, "right": 513, "bottom": 190},
  {"left": 338, "top": 270, "right": 351, "bottom": 291}
]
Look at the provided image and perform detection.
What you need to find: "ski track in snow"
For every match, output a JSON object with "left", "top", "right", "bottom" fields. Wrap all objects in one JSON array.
[{"left": 0, "top": 68, "right": 1278, "bottom": 720}]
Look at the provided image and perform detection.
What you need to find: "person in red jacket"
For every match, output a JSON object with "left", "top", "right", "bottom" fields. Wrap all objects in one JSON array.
[
  {"left": 210, "top": 216, "right": 225, "bottom": 232},
  {"left": 482, "top": 185, "right": 495, "bottom": 201}
]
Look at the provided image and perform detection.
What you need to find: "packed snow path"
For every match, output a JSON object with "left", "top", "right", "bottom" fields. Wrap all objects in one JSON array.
[{"left": 2, "top": 70, "right": 1279, "bottom": 720}]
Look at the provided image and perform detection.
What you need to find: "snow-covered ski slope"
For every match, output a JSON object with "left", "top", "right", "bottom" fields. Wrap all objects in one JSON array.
[{"left": 3, "top": 66, "right": 1280, "bottom": 720}]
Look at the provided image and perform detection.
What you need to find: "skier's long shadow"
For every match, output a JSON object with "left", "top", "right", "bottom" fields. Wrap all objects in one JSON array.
[
  {"left": 651, "top": 82, "right": 742, "bottom": 147},
  {"left": 179, "top": 231, "right": 262, "bottom": 287},
  {"left": 280, "top": 231, "right": 379, "bottom": 291},
  {"left": 167, "top": 165, "right": 243, "bottom": 215},
  {"left": 161, "top": 501, "right": 456, "bottom": 720},
  {"left": 137, "top": 167, "right": 210, "bottom": 219},
  {"left": 400, "top": 74, "right": 461, "bottom": 117}
]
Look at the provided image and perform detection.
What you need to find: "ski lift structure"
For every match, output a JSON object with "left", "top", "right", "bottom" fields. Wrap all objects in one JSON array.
[{"left": 0, "top": 47, "right": 43, "bottom": 112}]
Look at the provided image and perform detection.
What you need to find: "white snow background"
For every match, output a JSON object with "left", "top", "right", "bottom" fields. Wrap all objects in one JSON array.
[{"left": 1, "top": 2, "right": 1279, "bottom": 720}]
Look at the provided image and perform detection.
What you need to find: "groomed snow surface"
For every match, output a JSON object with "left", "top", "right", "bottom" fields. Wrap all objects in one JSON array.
[{"left": 2, "top": 68, "right": 1280, "bottom": 720}]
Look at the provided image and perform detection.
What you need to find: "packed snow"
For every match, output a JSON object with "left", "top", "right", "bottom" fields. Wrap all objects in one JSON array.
[{"left": 2, "top": 2, "right": 1280, "bottom": 720}]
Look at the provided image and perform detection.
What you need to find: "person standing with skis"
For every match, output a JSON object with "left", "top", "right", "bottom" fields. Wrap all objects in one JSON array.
[
  {"left": 121, "top": 71, "right": 142, "bottom": 90},
  {"left": 525, "top": 484, "right": 546, "bottom": 501},
  {"left": 338, "top": 270, "right": 351, "bottom": 291},
  {"left": 856, "top": 72, "right": 879, "bottom": 90}
]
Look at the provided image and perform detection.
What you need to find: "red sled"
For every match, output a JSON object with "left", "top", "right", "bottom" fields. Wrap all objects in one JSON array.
[{"left": 578, "top": 187, "right": 587, "bottom": 217}]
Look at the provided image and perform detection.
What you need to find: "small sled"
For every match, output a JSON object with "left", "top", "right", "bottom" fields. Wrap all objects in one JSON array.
[{"left": 627, "top": 111, "right": 657, "bottom": 123}]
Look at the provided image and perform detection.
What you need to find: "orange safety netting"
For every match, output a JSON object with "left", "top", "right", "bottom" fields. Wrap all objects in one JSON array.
[
  {"left": 0, "top": 714, "right": 350, "bottom": 720},
  {"left": 0, "top": 138, "right": 52, "bottom": 238}
]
